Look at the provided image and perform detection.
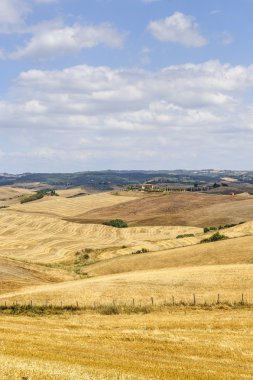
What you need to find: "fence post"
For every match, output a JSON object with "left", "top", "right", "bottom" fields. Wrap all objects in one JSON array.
[
  {"left": 193, "top": 294, "right": 196, "bottom": 306},
  {"left": 172, "top": 296, "right": 175, "bottom": 306},
  {"left": 132, "top": 298, "right": 135, "bottom": 307},
  {"left": 151, "top": 297, "right": 154, "bottom": 306},
  {"left": 217, "top": 294, "right": 220, "bottom": 304},
  {"left": 241, "top": 293, "right": 244, "bottom": 305}
]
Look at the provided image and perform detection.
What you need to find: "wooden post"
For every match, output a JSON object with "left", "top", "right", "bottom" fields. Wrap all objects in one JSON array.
[
  {"left": 193, "top": 294, "right": 196, "bottom": 306},
  {"left": 132, "top": 298, "right": 135, "bottom": 307},
  {"left": 30, "top": 300, "right": 32, "bottom": 307},
  {"left": 76, "top": 301, "right": 79, "bottom": 308},
  {"left": 151, "top": 297, "right": 154, "bottom": 306},
  {"left": 217, "top": 294, "right": 220, "bottom": 304},
  {"left": 172, "top": 296, "right": 175, "bottom": 306},
  {"left": 241, "top": 293, "right": 244, "bottom": 305}
]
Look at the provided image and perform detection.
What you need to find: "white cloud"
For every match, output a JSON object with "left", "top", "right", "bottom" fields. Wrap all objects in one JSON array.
[
  {"left": 148, "top": 12, "right": 207, "bottom": 47},
  {"left": 6, "top": 23, "right": 125, "bottom": 60},
  {"left": 0, "top": 0, "right": 30, "bottom": 33},
  {"left": 2, "top": 61, "right": 253, "bottom": 170}
]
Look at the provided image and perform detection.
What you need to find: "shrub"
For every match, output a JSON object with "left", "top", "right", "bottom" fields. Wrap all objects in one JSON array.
[
  {"left": 132, "top": 248, "right": 149, "bottom": 254},
  {"left": 200, "top": 232, "right": 229, "bottom": 244},
  {"left": 21, "top": 191, "right": 44, "bottom": 204},
  {"left": 103, "top": 219, "right": 128, "bottom": 228},
  {"left": 176, "top": 233, "right": 195, "bottom": 239}
]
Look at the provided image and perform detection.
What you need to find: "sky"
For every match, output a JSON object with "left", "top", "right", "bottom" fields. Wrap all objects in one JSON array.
[{"left": 1, "top": 0, "right": 253, "bottom": 173}]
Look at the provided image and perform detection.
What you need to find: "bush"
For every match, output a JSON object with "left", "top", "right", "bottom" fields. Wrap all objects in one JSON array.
[
  {"left": 132, "top": 248, "right": 149, "bottom": 254},
  {"left": 200, "top": 232, "right": 229, "bottom": 244},
  {"left": 204, "top": 222, "right": 245, "bottom": 233},
  {"left": 103, "top": 219, "right": 128, "bottom": 228},
  {"left": 21, "top": 191, "right": 44, "bottom": 204},
  {"left": 176, "top": 233, "right": 195, "bottom": 239}
]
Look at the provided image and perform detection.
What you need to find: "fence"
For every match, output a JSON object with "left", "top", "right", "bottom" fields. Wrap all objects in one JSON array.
[{"left": 0, "top": 293, "right": 250, "bottom": 313}]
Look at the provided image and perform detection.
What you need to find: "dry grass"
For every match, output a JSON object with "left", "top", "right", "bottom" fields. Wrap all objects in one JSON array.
[
  {"left": 1, "top": 263, "right": 253, "bottom": 305},
  {"left": 10, "top": 192, "right": 137, "bottom": 218},
  {"left": 1, "top": 189, "right": 253, "bottom": 378},
  {"left": 0, "top": 257, "right": 72, "bottom": 295},
  {"left": 0, "top": 209, "right": 202, "bottom": 263},
  {"left": 0, "top": 309, "right": 252, "bottom": 379}
]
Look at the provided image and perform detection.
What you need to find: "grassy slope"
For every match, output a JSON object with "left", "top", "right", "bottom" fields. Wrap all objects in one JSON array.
[{"left": 0, "top": 257, "right": 72, "bottom": 294}]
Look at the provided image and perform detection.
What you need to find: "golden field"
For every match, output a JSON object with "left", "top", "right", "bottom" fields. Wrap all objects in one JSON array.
[
  {"left": 1, "top": 186, "right": 253, "bottom": 378},
  {"left": 0, "top": 309, "right": 253, "bottom": 379}
]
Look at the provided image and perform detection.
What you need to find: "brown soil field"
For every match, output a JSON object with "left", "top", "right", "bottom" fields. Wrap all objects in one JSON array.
[
  {"left": 0, "top": 309, "right": 252, "bottom": 379},
  {"left": 71, "top": 192, "right": 252, "bottom": 227}
]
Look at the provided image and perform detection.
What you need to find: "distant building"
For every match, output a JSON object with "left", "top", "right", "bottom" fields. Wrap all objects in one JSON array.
[{"left": 141, "top": 184, "right": 154, "bottom": 190}]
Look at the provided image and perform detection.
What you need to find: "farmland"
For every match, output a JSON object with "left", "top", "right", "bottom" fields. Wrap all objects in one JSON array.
[{"left": 1, "top": 185, "right": 253, "bottom": 378}]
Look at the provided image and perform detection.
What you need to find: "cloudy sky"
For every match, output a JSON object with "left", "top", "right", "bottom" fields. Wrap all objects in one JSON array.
[{"left": 1, "top": 0, "right": 253, "bottom": 172}]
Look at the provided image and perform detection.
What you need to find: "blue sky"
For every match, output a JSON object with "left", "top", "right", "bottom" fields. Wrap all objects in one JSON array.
[{"left": 1, "top": 0, "right": 253, "bottom": 172}]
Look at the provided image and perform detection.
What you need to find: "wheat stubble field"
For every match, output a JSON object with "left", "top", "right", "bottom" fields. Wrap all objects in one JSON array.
[{"left": 1, "top": 187, "right": 253, "bottom": 379}]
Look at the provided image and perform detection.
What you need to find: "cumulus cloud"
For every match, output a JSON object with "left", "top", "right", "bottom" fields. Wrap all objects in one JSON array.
[
  {"left": 3, "top": 23, "right": 125, "bottom": 60},
  {"left": 0, "top": 0, "right": 30, "bottom": 33},
  {"left": 148, "top": 12, "right": 207, "bottom": 47},
  {"left": 1, "top": 61, "right": 253, "bottom": 171}
]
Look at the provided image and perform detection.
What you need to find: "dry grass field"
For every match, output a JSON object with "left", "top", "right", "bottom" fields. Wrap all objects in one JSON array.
[
  {"left": 0, "top": 256, "right": 72, "bottom": 294},
  {"left": 0, "top": 208, "right": 202, "bottom": 263},
  {"left": 1, "top": 263, "right": 253, "bottom": 305},
  {"left": 1, "top": 186, "right": 253, "bottom": 378},
  {"left": 9, "top": 192, "right": 137, "bottom": 218},
  {"left": 0, "top": 309, "right": 252, "bottom": 379}
]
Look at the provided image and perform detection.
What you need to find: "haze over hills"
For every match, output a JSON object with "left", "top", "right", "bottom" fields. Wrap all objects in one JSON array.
[{"left": 1, "top": 169, "right": 253, "bottom": 193}]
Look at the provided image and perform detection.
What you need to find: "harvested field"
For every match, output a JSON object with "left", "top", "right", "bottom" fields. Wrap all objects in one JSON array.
[
  {"left": 0, "top": 309, "right": 252, "bottom": 379},
  {"left": 0, "top": 187, "right": 32, "bottom": 201},
  {"left": 1, "top": 263, "right": 253, "bottom": 305},
  {"left": 0, "top": 257, "right": 72, "bottom": 294},
  {"left": 10, "top": 192, "right": 137, "bottom": 218},
  {"left": 73, "top": 192, "right": 253, "bottom": 227},
  {"left": 56, "top": 187, "right": 88, "bottom": 198},
  {"left": 0, "top": 209, "right": 202, "bottom": 263}
]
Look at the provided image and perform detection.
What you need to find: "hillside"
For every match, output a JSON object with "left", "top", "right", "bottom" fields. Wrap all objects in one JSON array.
[{"left": 70, "top": 191, "right": 252, "bottom": 227}]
